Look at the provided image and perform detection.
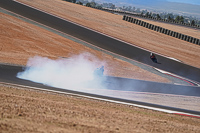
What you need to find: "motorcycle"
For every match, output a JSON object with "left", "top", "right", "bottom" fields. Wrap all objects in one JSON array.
[{"left": 150, "top": 53, "right": 158, "bottom": 63}]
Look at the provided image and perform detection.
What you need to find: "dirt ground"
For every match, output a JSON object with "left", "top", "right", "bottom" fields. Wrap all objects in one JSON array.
[
  {"left": 17, "top": 0, "right": 200, "bottom": 69},
  {"left": 1, "top": 0, "right": 200, "bottom": 132},
  {"left": 0, "top": 85, "right": 200, "bottom": 133}
]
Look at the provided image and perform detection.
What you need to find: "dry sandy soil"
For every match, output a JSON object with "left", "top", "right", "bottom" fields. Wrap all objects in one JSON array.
[
  {"left": 1, "top": 85, "right": 200, "bottom": 133},
  {"left": 1, "top": 0, "right": 200, "bottom": 132},
  {"left": 17, "top": 0, "right": 200, "bottom": 69}
]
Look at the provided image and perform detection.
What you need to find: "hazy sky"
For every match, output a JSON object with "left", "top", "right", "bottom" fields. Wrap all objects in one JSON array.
[
  {"left": 167, "top": 0, "right": 200, "bottom": 5},
  {"left": 95, "top": 0, "right": 200, "bottom": 6}
]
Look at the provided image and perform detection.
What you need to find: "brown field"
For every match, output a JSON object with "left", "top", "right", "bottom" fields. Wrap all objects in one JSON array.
[
  {"left": 1, "top": 0, "right": 200, "bottom": 132},
  {"left": 1, "top": 85, "right": 200, "bottom": 133}
]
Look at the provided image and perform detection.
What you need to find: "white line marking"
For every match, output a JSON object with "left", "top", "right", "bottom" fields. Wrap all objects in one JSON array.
[
  {"left": 165, "top": 57, "right": 182, "bottom": 62},
  {"left": 154, "top": 68, "right": 200, "bottom": 86}
]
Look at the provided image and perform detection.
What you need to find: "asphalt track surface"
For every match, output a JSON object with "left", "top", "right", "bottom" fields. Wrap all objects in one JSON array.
[
  {"left": 0, "top": 0, "right": 200, "bottom": 116},
  {"left": 0, "top": 64, "right": 200, "bottom": 116},
  {"left": 1, "top": 0, "right": 200, "bottom": 83},
  {"left": 0, "top": 63, "right": 200, "bottom": 97}
]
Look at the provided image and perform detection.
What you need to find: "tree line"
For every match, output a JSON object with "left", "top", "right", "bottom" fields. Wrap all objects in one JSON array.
[
  {"left": 63, "top": 0, "right": 199, "bottom": 26},
  {"left": 144, "top": 12, "right": 196, "bottom": 26}
]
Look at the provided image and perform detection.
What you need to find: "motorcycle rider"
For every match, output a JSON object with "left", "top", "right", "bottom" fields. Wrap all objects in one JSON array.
[
  {"left": 150, "top": 53, "right": 157, "bottom": 63},
  {"left": 94, "top": 66, "right": 104, "bottom": 76}
]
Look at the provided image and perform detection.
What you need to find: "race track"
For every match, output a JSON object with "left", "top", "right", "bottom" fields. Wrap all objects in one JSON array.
[
  {"left": 0, "top": 63, "right": 200, "bottom": 116},
  {"left": 0, "top": 0, "right": 200, "bottom": 117}
]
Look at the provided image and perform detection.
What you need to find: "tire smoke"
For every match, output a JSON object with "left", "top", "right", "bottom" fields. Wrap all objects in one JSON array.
[{"left": 17, "top": 53, "right": 107, "bottom": 90}]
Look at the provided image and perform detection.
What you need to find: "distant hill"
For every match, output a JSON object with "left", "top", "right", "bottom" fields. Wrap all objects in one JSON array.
[
  {"left": 95, "top": 0, "right": 200, "bottom": 17},
  {"left": 95, "top": 0, "right": 167, "bottom": 6},
  {"left": 156, "top": 2, "right": 200, "bottom": 14},
  {"left": 118, "top": 0, "right": 167, "bottom": 6}
]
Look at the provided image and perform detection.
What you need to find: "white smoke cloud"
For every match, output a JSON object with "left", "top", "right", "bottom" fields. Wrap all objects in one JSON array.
[{"left": 17, "top": 53, "right": 107, "bottom": 91}]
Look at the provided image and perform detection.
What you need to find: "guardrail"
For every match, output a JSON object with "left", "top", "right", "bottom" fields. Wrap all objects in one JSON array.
[{"left": 123, "top": 15, "right": 200, "bottom": 45}]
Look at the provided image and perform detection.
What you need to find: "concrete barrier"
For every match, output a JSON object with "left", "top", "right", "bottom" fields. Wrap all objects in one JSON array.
[
  {"left": 184, "top": 35, "right": 188, "bottom": 41},
  {"left": 190, "top": 37, "right": 194, "bottom": 43},
  {"left": 135, "top": 19, "right": 138, "bottom": 24},
  {"left": 195, "top": 38, "right": 198, "bottom": 44},
  {"left": 122, "top": 16, "right": 200, "bottom": 45},
  {"left": 125, "top": 16, "right": 128, "bottom": 21},
  {"left": 170, "top": 31, "right": 174, "bottom": 36},
  {"left": 133, "top": 18, "right": 136, "bottom": 23},
  {"left": 164, "top": 29, "right": 167, "bottom": 34},
  {"left": 140, "top": 21, "right": 143, "bottom": 26},
  {"left": 171, "top": 31, "right": 174, "bottom": 36},
  {"left": 140, "top": 21, "right": 144, "bottom": 26},
  {"left": 148, "top": 24, "right": 152, "bottom": 29},
  {"left": 162, "top": 28, "right": 165, "bottom": 33},
  {"left": 130, "top": 18, "right": 133, "bottom": 23},
  {"left": 136, "top": 19, "right": 139, "bottom": 25},
  {"left": 187, "top": 36, "right": 190, "bottom": 42},
  {"left": 173, "top": 32, "right": 176, "bottom": 38},
  {"left": 189, "top": 37, "right": 193, "bottom": 43},
  {"left": 137, "top": 20, "right": 141, "bottom": 25},
  {"left": 160, "top": 28, "right": 163, "bottom": 33},
  {"left": 196, "top": 39, "right": 200, "bottom": 45},
  {"left": 167, "top": 30, "right": 170, "bottom": 35},
  {"left": 156, "top": 26, "right": 160, "bottom": 31},
  {"left": 172, "top": 32, "right": 176, "bottom": 37},
  {"left": 123, "top": 15, "right": 126, "bottom": 20},
  {"left": 156, "top": 26, "right": 159, "bottom": 32},
  {"left": 146, "top": 23, "right": 149, "bottom": 28},
  {"left": 193, "top": 38, "right": 197, "bottom": 44},
  {"left": 167, "top": 30, "right": 171, "bottom": 35},
  {"left": 178, "top": 33, "right": 181, "bottom": 39},
  {"left": 128, "top": 17, "right": 132, "bottom": 22},
  {"left": 175, "top": 32, "right": 179, "bottom": 38},
  {"left": 154, "top": 26, "right": 157, "bottom": 31},
  {"left": 158, "top": 27, "right": 162, "bottom": 32},
  {"left": 119, "top": 11, "right": 200, "bottom": 29},
  {"left": 181, "top": 34, "right": 185, "bottom": 40},
  {"left": 151, "top": 25, "right": 154, "bottom": 30},
  {"left": 143, "top": 22, "right": 146, "bottom": 27},
  {"left": 156, "top": 26, "right": 160, "bottom": 32}
]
